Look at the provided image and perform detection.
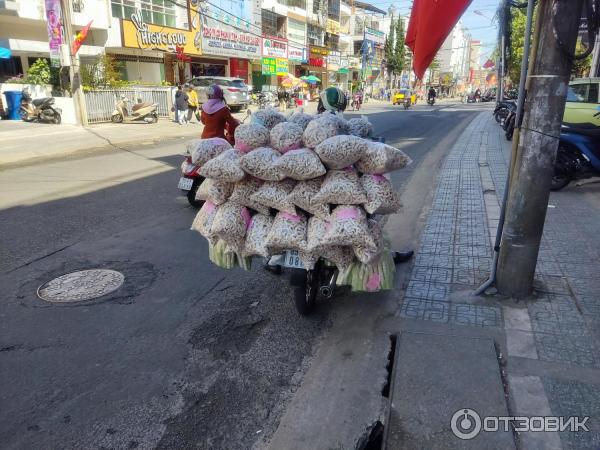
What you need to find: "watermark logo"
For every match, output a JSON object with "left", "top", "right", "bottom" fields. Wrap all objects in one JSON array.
[{"left": 450, "top": 409, "right": 590, "bottom": 440}]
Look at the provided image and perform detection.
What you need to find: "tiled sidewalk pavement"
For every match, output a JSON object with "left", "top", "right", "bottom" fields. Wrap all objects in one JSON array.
[{"left": 398, "top": 112, "right": 600, "bottom": 449}]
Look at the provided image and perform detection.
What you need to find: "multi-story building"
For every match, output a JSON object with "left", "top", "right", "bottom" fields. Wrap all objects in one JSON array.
[{"left": 437, "top": 21, "right": 470, "bottom": 94}]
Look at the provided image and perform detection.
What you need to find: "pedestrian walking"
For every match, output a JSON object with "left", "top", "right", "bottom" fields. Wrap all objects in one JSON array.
[
  {"left": 186, "top": 84, "right": 199, "bottom": 122},
  {"left": 175, "top": 85, "right": 189, "bottom": 125},
  {"left": 277, "top": 88, "right": 288, "bottom": 111}
]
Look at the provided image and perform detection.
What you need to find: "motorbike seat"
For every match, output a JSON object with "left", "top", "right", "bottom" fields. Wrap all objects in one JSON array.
[
  {"left": 132, "top": 101, "right": 153, "bottom": 111},
  {"left": 32, "top": 98, "right": 53, "bottom": 106}
]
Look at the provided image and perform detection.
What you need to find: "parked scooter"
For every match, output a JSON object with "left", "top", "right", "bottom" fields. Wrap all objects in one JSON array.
[
  {"left": 111, "top": 95, "right": 158, "bottom": 123},
  {"left": 551, "top": 119, "right": 600, "bottom": 191},
  {"left": 494, "top": 100, "right": 516, "bottom": 124},
  {"left": 178, "top": 110, "right": 251, "bottom": 207},
  {"left": 501, "top": 102, "right": 518, "bottom": 140},
  {"left": 19, "top": 87, "right": 62, "bottom": 124}
]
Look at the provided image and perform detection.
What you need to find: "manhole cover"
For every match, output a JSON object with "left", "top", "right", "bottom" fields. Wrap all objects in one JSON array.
[{"left": 37, "top": 269, "right": 125, "bottom": 303}]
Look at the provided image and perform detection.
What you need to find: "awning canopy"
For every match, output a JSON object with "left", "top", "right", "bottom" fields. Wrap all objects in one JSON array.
[{"left": 406, "top": 0, "right": 473, "bottom": 79}]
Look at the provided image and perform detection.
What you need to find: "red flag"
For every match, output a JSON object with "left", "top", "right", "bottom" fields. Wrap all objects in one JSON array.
[
  {"left": 72, "top": 20, "right": 93, "bottom": 55},
  {"left": 406, "top": 0, "right": 472, "bottom": 79},
  {"left": 483, "top": 58, "right": 495, "bottom": 69}
]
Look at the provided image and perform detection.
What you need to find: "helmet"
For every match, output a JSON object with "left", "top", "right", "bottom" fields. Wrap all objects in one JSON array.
[
  {"left": 206, "top": 84, "right": 224, "bottom": 100},
  {"left": 319, "top": 87, "right": 347, "bottom": 112}
]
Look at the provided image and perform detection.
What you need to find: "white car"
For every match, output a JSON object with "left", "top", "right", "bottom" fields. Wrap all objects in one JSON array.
[{"left": 189, "top": 76, "right": 250, "bottom": 112}]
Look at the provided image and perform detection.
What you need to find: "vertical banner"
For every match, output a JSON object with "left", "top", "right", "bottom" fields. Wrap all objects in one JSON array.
[{"left": 45, "top": 0, "right": 63, "bottom": 67}]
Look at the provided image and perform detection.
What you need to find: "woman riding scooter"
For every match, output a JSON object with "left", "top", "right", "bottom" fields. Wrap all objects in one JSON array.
[{"left": 200, "top": 85, "right": 239, "bottom": 145}]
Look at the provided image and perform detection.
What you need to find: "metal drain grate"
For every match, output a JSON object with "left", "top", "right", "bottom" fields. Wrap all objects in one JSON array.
[{"left": 37, "top": 269, "right": 125, "bottom": 303}]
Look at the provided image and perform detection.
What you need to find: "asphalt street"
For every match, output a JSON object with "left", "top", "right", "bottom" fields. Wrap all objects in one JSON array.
[{"left": 0, "top": 100, "right": 490, "bottom": 449}]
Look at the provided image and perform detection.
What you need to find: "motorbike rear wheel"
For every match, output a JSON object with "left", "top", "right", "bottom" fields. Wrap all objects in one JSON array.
[
  {"left": 293, "top": 264, "right": 319, "bottom": 316},
  {"left": 551, "top": 145, "right": 575, "bottom": 191},
  {"left": 111, "top": 113, "right": 123, "bottom": 123},
  {"left": 186, "top": 177, "right": 205, "bottom": 208},
  {"left": 52, "top": 112, "right": 61, "bottom": 125},
  {"left": 148, "top": 112, "right": 158, "bottom": 123}
]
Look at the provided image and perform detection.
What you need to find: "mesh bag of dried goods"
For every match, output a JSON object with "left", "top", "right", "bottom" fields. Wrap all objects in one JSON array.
[
  {"left": 324, "top": 205, "right": 376, "bottom": 249},
  {"left": 313, "top": 168, "right": 367, "bottom": 205},
  {"left": 274, "top": 148, "right": 326, "bottom": 181},
  {"left": 298, "top": 250, "right": 318, "bottom": 270},
  {"left": 355, "top": 141, "right": 412, "bottom": 174},
  {"left": 314, "top": 135, "right": 368, "bottom": 169},
  {"left": 199, "top": 148, "right": 246, "bottom": 182},
  {"left": 306, "top": 215, "right": 332, "bottom": 251},
  {"left": 195, "top": 179, "right": 233, "bottom": 205},
  {"left": 250, "top": 179, "right": 297, "bottom": 214},
  {"left": 270, "top": 122, "right": 304, "bottom": 153},
  {"left": 188, "top": 137, "right": 232, "bottom": 165},
  {"left": 229, "top": 177, "right": 270, "bottom": 214},
  {"left": 243, "top": 214, "right": 274, "bottom": 258},
  {"left": 336, "top": 250, "right": 395, "bottom": 293},
  {"left": 266, "top": 211, "right": 307, "bottom": 252},
  {"left": 239, "top": 147, "right": 285, "bottom": 181},
  {"left": 251, "top": 107, "right": 287, "bottom": 130},
  {"left": 320, "top": 246, "right": 355, "bottom": 272},
  {"left": 234, "top": 123, "right": 270, "bottom": 153},
  {"left": 287, "top": 177, "right": 330, "bottom": 218},
  {"left": 348, "top": 116, "right": 374, "bottom": 138},
  {"left": 353, "top": 218, "right": 385, "bottom": 264},
  {"left": 191, "top": 201, "right": 219, "bottom": 241},
  {"left": 360, "top": 174, "right": 402, "bottom": 214},
  {"left": 303, "top": 114, "right": 343, "bottom": 148},
  {"left": 211, "top": 201, "right": 252, "bottom": 253},
  {"left": 288, "top": 109, "right": 315, "bottom": 130}
]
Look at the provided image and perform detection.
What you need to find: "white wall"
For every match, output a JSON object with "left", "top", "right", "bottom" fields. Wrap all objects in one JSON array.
[{"left": 125, "top": 61, "right": 163, "bottom": 84}]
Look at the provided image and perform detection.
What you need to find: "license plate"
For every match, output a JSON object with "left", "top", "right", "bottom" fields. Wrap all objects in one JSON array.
[
  {"left": 178, "top": 177, "right": 194, "bottom": 191},
  {"left": 282, "top": 250, "right": 305, "bottom": 269}
]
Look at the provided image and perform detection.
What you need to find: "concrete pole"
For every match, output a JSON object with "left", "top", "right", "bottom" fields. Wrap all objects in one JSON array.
[
  {"left": 496, "top": 0, "right": 585, "bottom": 297},
  {"left": 591, "top": 33, "right": 600, "bottom": 77},
  {"left": 61, "top": 0, "right": 88, "bottom": 126}
]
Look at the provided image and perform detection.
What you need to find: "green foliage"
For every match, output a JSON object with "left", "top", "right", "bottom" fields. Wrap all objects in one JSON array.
[
  {"left": 385, "top": 17, "right": 395, "bottom": 75},
  {"left": 508, "top": 8, "right": 527, "bottom": 83},
  {"left": 572, "top": 40, "right": 592, "bottom": 78},
  {"left": 393, "top": 17, "right": 405, "bottom": 74},
  {"left": 26, "top": 58, "right": 51, "bottom": 85},
  {"left": 81, "top": 54, "right": 129, "bottom": 90}
]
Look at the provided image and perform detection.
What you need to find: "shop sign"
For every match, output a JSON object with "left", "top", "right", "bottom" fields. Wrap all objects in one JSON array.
[
  {"left": 200, "top": 9, "right": 261, "bottom": 59},
  {"left": 348, "top": 56, "right": 360, "bottom": 68},
  {"left": 340, "top": 57, "right": 349, "bottom": 69},
  {"left": 45, "top": 0, "right": 63, "bottom": 67},
  {"left": 326, "top": 19, "right": 340, "bottom": 35},
  {"left": 327, "top": 51, "right": 341, "bottom": 68},
  {"left": 262, "top": 57, "right": 288, "bottom": 75},
  {"left": 289, "top": 46, "right": 307, "bottom": 63},
  {"left": 309, "top": 46, "right": 328, "bottom": 67},
  {"left": 262, "top": 36, "right": 288, "bottom": 59},
  {"left": 364, "top": 27, "right": 385, "bottom": 47},
  {"left": 122, "top": 12, "right": 202, "bottom": 55}
]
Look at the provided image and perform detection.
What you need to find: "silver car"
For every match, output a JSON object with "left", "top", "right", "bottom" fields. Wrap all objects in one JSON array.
[{"left": 189, "top": 76, "right": 249, "bottom": 112}]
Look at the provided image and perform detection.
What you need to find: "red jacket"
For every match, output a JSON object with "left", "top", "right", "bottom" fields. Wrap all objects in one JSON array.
[{"left": 200, "top": 107, "right": 239, "bottom": 144}]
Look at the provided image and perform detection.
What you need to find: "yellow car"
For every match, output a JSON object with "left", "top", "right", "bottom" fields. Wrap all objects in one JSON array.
[{"left": 392, "top": 89, "right": 417, "bottom": 106}]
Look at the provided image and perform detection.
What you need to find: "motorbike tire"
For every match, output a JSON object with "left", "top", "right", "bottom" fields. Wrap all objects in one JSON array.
[
  {"left": 551, "top": 145, "right": 575, "bottom": 191},
  {"left": 293, "top": 265, "right": 319, "bottom": 316},
  {"left": 149, "top": 113, "right": 158, "bottom": 123},
  {"left": 111, "top": 114, "right": 123, "bottom": 123},
  {"left": 20, "top": 109, "right": 33, "bottom": 122},
  {"left": 52, "top": 112, "right": 61, "bottom": 125},
  {"left": 186, "top": 177, "right": 205, "bottom": 208}
]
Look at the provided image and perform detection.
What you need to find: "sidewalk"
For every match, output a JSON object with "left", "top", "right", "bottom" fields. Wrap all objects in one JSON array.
[
  {"left": 391, "top": 112, "right": 600, "bottom": 449},
  {"left": 0, "top": 102, "right": 321, "bottom": 167}
]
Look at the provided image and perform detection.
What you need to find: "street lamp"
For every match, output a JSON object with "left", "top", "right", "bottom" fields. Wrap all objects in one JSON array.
[{"left": 473, "top": 10, "right": 495, "bottom": 23}]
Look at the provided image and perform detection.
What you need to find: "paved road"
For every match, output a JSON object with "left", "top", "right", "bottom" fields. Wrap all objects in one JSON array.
[{"left": 0, "top": 101, "right": 489, "bottom": 449}]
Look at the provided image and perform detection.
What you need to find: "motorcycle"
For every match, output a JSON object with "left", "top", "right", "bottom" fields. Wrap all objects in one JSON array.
[
  {"left": 19, "top": 88, "right": 62, "bottom": 124},
  {"left": 427, "top": 96, "right": 435, "bottom": 106},
  {"left": 494, "top": 100, "right": 516, "bottom": 124},
  {"left": 111, "top": 95, "right": 158, "bottom": 123},
  {"left": 403, "top": 97, "right": 411, "bottom": 110},
  {"left": 178, "top": 110, "right": 251, "bottom": 207},
  {"left": 551, "top": 119, "right": 600, "bottom": 191},
  {"left": 351, "top": 94, "right": 362, "bottom": 111},
  {"left": 501, "top": 102, "right": 518, "bottom": 141}
]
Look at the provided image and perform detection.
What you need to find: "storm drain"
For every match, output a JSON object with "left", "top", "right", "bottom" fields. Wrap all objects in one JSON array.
[{"left": 37, "top": 269, "right": 125, "bottom": 303}]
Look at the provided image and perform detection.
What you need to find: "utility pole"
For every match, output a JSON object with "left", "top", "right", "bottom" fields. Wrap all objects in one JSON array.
[
  {"left": 61, "top": 0, "right": 88, "bottom": 126},
  {"left": 496, "top": 0, "right": 585, "bottom": 297},
  {"left": 591, "top": 33, "right": 600, "bottom": 77}
]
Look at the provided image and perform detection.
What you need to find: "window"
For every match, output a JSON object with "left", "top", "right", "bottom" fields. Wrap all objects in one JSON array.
[
  {"left": 140, "top": 0, "right": 176, "bottom": 27},
  {"left": 261, "top": 10, "right": 286, "bottom": 39},
  {"left": 589, "top": 83, "right": 599, "bottom": 103},
  {"left": 308, "top": 24, "right": 324, "bottom": 46},
  {"left": 328, "top": 0, "right": 340, "bottom": 21},
  {"left": 324, "top": 32, "right": 339, "bottom": 51},
  {"left": 567, "top": 84, "right": 589, "bottom": 103},
  {"left": 190, "top": 77, "right": 213, "bottom": 87},
  {"left": 111, "top": 0, "right": 135, "bottom": 20},
  {"left": 277, "top": 0, "right": 306, "bottom": 9},
  {"left": 0, "top": 56, "right": 23, "bottom": 82},
  {"left": 288, "top": 19, "right": 306, "bottom": 45}
]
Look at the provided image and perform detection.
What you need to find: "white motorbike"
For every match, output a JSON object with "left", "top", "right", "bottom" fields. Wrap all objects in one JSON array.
[{"left": 111, "top": 95, "right": 158, "bottom": 124}]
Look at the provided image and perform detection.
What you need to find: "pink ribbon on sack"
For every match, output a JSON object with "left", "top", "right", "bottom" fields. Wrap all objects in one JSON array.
[
  {"left": 335, "top": 206, "right": 360, "bottom": 220},
  {"left": 240, "top": 207, "right": 252, "bottom": 230},
  {"left": 202, "top": 201, "right": 216, "bottom": 214},
  {"left": 371, "top": 174, "right": 387, "bottom": 184},
  {"left": 366, "top": 272, "right": 382, "bottom": 291},
  {"left": 280, "top": 143, "right": 302, "bottom": 154},
  {"left": 235, "top": 142, "right": 251, "bottom": 153},
  {"left": 281, "top": 212, "right": 302, "bottom": 222}
]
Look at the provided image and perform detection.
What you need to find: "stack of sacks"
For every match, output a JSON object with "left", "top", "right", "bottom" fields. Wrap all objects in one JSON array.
[{"left": 189, "top": 113, "right": 412, "bottom": 292}]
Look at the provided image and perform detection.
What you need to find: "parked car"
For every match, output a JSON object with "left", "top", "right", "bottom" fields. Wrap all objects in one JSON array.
[
  {"left": 564, "top": 78, "right": 600, "bottom": 129},
  {"left": 188, "top": 76, "right": 249, "bottom": 112}
]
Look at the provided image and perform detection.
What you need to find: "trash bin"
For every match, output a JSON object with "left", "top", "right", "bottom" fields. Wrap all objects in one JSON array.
[{"left": 4, "top": 90, "right": 23, "bottom": 120}]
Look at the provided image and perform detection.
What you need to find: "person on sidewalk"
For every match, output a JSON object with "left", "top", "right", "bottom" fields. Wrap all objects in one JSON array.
[
  {"left": 277, "top": 88, "right": 288, "bottom": 111},
  {"left": 174, "top": 85, "right": 189, "bottom": 125},
  {"left": 200, "top": 84, "right": 239, "bottom": 145},
  {"left": 186, "top": 84, "right": 199, "bottom": 123}
]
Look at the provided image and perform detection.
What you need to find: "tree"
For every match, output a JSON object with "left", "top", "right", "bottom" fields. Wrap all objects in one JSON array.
[
  {"left": 81, "top": 54, "right": 128, "bottom": 90},
  {"left": 26, "top": 58, "right": 51, "bottom": 85},
  {"left": 394, "top": 17, "right": 406, "bottom": 75},
  {"left": 572, "top": 40, "right": 592, "bottom": 77},
  {"left": 385, "top": 16, "right": 395, "bottom": 78},
  {"left": 508, "top": 8, "right": 527, "bottom": 83}
]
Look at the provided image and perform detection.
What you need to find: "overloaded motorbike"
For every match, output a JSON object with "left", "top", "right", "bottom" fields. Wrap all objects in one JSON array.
[
  {"left": 551, "top": 117, "right": 600, "bottom": 191},
  {"left": 19, "top": 87, "right": 62, "bottom": 124}
]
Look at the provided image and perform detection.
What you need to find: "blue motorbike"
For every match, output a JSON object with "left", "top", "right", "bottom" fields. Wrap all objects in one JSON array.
[{"left": 551, "top": 114, "right": 600, "bottom": 191}]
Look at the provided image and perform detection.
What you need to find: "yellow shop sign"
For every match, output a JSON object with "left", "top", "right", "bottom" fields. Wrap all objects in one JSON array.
[{"left": 122, "top": 12, "right": 202, "bottom": 55}]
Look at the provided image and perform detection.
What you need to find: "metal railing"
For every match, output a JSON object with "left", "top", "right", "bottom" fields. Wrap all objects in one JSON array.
[{"left": 83, "top": 87, "right": 173, "bottom": 123}]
